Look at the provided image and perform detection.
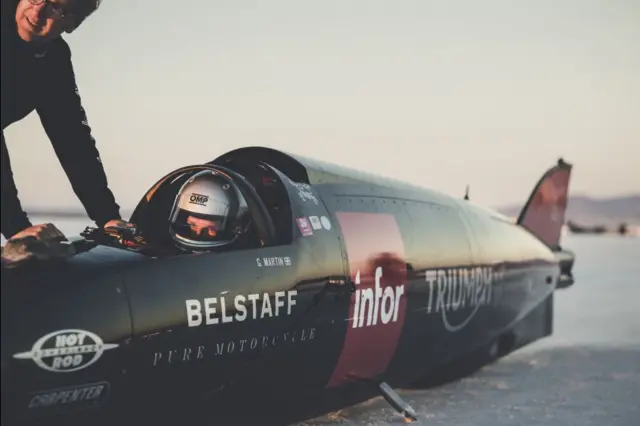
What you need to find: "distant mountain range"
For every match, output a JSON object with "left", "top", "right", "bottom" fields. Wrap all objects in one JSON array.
[
  {"left": 495, "top": 194, "right": 640, "bottom": 227},
  {"left": 23, "top": 194, "right": 640, "bottom": 228}
]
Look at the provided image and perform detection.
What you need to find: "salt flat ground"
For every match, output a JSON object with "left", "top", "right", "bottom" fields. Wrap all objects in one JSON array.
[{"left": 297, "top": 235, "right": 640, "bottom": 426}]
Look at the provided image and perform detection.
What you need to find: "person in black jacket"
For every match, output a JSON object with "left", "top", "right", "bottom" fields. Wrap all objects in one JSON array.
[{"left": 1, "top": 0, "right": 132, "bottom": 242}]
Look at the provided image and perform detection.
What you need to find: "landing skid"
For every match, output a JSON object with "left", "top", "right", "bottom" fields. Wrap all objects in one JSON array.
[{"left": 378, "top": 381, "right": 419, "bottom": 423}]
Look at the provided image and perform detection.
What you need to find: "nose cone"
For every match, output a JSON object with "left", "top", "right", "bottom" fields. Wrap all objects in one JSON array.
[{"left": 0, "top": 247, "right": 139, "bottom": 423}]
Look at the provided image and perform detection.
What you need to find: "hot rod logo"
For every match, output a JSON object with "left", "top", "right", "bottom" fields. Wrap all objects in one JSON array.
[{"left": 13, "top": 329, "right": 119, "bottom": 373}]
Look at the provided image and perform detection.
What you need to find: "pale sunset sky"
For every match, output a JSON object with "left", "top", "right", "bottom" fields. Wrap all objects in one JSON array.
[{"left": 4, "top": 0, "right": 639, "bottom": 214}]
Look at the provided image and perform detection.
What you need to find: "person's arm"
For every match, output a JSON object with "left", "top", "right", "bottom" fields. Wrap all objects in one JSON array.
[
  {"left": 1, "top": 131, "right": 33, "bottom": 239},
  {"left": 35, "top": 40, "right": 121, "bottom": 228}
]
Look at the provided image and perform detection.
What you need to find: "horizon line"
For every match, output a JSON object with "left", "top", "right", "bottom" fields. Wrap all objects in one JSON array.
[{"left": 20, "top": 192, "right": 639, "bottom": 217}]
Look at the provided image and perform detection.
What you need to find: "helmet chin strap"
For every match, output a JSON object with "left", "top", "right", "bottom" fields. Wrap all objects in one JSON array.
[{"left": 172, "top": 231, "right": 237, "bottom": 253}]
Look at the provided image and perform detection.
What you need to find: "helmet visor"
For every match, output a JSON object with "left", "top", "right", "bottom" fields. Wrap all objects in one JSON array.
[{"left": 170, "top": 209, "right": 230, "bottom": 243}]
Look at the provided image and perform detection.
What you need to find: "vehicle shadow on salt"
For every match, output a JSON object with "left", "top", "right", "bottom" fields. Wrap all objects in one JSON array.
[{"left": 295, "top": 344, "right": 640, "bottom": 426}]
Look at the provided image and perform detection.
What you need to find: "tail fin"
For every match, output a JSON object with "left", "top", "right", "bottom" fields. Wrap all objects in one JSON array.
[{"left": 517, "top": 158, "right": 572, "bottom": 250}]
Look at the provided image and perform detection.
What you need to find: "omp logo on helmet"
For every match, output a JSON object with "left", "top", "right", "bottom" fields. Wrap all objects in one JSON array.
[
  {"left": 13, "top": 329, "right": 119, "bottom": 373},
  {"left": 189, "top": 193, "right": 209, "bottom": 206},
  {"left": 327, "top": 212, "right": 407, "bottom": 388}
]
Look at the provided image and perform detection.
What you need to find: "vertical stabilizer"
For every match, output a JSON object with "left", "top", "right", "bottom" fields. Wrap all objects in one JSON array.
[{"left": 517, "top": 158, "right": 572, "bottom": 249}]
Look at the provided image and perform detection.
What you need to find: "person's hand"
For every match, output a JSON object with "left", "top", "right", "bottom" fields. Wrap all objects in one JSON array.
[
  {"left": 1, "top": 223, "right": 71, "bottom": 268},
  {"left": 9, "top": 223, "right": 67, "bottom": 243},
  {"left": 103, "top": 219, "right": 135, "bottom": 231}
]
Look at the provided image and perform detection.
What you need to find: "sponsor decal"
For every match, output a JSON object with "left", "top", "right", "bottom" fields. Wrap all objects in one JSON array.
[
  {"left": 152, "top": 327, "right": 316, "bottom": 367},
  {"left": 327, "top": 212, "right": 407, "bottom": 388},
  {"left": 320, "top": 215, "right": 332, "bottom": 230},
  {"left": 308, "top": 215, "right": 332, "bottom": 232},
  {"left": 352, "top": 266, "right": 404, "bottom": 329},
  {"left": 185, "top": 290, "right": 298, "bottom": 327},
  {"left": 13, "top": 329, "right": 119, "bottom": 373},
  {"left": 256, "top": 256, "right": 292, "bottom": 267},
  {"left": 296, "top": 217, "right": 314, "bottom": 236},
  {"left": 290, "top": 182, "right": 320, "bottom": 205},
  {"left": 424, "top": 266, "right": 502, "bottom": 332},
  {"left": 308, "top": 216, "right": 322, "bottom": 230},
  {"left": 27, "top": 381, "right": 110, "bottom": 412},
  {"left": 189, "top": 193, "right": 209, "bottom": 206}
]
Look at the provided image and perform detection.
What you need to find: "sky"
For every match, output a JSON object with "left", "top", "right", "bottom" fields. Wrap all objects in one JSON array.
[{"left": 4, "top": 0, "right": 639, "bottom": 214}]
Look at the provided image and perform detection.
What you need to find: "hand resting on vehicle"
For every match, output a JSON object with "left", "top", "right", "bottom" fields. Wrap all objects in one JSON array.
[{"left": 1, "top": 223, "right": 73, "bottom": 268}]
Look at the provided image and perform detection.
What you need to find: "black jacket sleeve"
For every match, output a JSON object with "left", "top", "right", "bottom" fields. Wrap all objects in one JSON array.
[
  {"left": 1, "top": 131, "right": 33, "bottom": 239},
  {"left": 35, "top": 39, "right": 121, "bottom": 228}
]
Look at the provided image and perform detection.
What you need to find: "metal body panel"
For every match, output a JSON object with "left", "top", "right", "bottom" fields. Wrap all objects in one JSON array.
[{"left": 1, "top": 147, "right": 573, "bottom": 425}]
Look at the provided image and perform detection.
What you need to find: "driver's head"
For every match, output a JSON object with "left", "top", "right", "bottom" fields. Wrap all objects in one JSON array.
[
  {"left": 15, "top": 0, "right": 102, "bottom": 43},
  {"left": 168, "top": 170, "right": 250, "bottom": 252}
]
